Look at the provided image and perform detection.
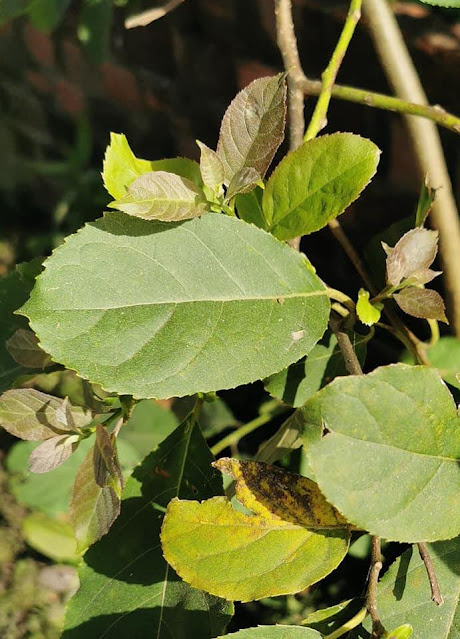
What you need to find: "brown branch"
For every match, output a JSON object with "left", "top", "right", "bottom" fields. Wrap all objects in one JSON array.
[
  {"left": 330, "top": 317, "right": 363, "bottom": 376},
  {"left": 367, "top": 536, "right": 386, "bottom": 639},
  {"left": 362, "top": 0, "right": 460, "bottom": 336},
  {"left": 417, "top": 542, "right": 444, "bottom": 606},
  {"left": 274, "top": 0, "right": 305, "bottom": 150}
]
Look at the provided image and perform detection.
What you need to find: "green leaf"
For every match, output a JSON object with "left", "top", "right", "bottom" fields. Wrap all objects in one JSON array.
[
  {"left": 109, "top": 171, "right": 209, "bottom": 221},
  {"left": 423, "top": 337, "right": 460, "bottom": 390},
  {"left": 302, "top": 599, "right": 365, "bottom": 635},
  {"left": 216, "top": 627, "right": 322, "bottom": 638},
  {"left": 22, "top": 512, "right": 77, "bottom": 563},
  {"left": 70, "top": 439, "right": 121, "bottom": 552},
  {"left": 0, "top": 388, "right": 91, "bottom": 441},
  {"left": 0, "top": 260, "right": 43, "bottom": 392},
  {"left": 394, "top": 288, "right": 447, "bottom": 323},
  {"left": 118, "top": 398, "right": 179, "bottom": 458},
  {"left": 387, "top": 625, "right": 413, "bottom": 639},
  {"left": 6, "top": 329, "right": 51, "bottom": 368},
  {"left": 217, "top": 74, "right": 287, "bottom": 185},
  {"left": 94, "top": 423, "right": 123, "bottom": 498},
  {"left": 262, "top": 133, "right": 380, "bottom": 241},
  {"left": 161, "top": 492, "right": 350, "bottom": 602},
  {"left": 419, "top": 0, "right": 460, "bottom": 7},
  {"left": 197, "top": 140, "right": 224, "bottom": 192},
  {"left": 265, "top": 329, "right": 367, "bottom": 407},
  {"left": 305, "top": 363, "right": 460, "bottom": 542},
  {"left": 352, "top": 538, "right": 460, "bottom": 638},
  {"left": 6, "top": 437, "right": 136, "bottom": 518},
  {"left": 63, "top": 416, "right": 233, "bottom": 638},
  {"left": 235, "top": 186, "right": 267, "bottom": 229},
  {"left": 255, "top": 408, "right": 305, "bottom": 465},
  {"left": 21, "top": 213, "right": 330, "bottom": 399},
  {"left": 356, "top": 288, "right": 382, "bottom": 326},
  {"left": 415, "top": 178, "right": 436, "bottom": 227},
  {"left": 102, "top": 133, "right": 157, "bottom": 199},
  {"left": 102, "top": 133, "right": 202, "bottom": 201}
]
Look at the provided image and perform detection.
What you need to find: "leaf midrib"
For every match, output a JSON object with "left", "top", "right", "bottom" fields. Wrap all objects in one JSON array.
[{"left": 31, "top": 289, "right": 327, "bottom": 312}]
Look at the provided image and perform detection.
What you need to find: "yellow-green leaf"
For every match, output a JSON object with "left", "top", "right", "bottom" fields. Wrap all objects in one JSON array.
[
  {"left": 161, "top": 495, "right": 349, "bottom": 602},
  {"left": 356, "top": 288, "right": 382, "bottom": 326}
]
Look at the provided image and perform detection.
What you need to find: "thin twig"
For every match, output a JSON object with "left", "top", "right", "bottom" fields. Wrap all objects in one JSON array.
[
  {"left": 363, "top": 0, "right": 460, "bottom": 336},
  {"left": 305, "top": 0, "right": 363, "bottom": 141},
  {"left": 367, "top": 535, "right": 386, "bottom": 638},
  {"left": 417, "top": 542, "right": 444, "bottom": 606},
  {"left": 330, "top": 317, "right": 363, "bottom": 376},
  {"left": 300, "top": 77, "right": 460, "bottom": 136},
  {"left": 274, "top": 0, "right": 305, "bottom": 150},
  {"left": 211, "top": 402, "right": 289, "bottom": 457}
]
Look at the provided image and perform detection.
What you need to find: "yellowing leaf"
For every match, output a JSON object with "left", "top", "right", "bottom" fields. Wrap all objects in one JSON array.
[
  {"left": 161, "top": 495, "right": 349, "bottom": 602},
  {"left": 214, "top": 458, "right": 347, "bottom": 529}
]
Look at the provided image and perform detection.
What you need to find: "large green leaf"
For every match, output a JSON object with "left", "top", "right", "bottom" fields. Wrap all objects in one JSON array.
[
  {"left": 262, "top": 133, "right": 380, "bottom": 241},
  {"left": 425, "top": 337, "right": 460, "bottom": 390},
  {"left": 217, "top": 74, "right": 286, "bottom": 185},
  {"left": 0, "top": 260, "right": 42, "bottom": 392},
  {"left": 21, "top": 213, "right": 330, "bottom": 399},
  {"left": 63, "top": 416, "right": 233, "bottom": 638},
  {"left": 217, "top": 627, "right": 322, "bottom": 638},
  {"left": 265, "top": 330, "right": 367, "bottom": 407},
  {"left": 352, "top": 537, "right": 460, "bottom": 638},
  {"left": 304, "top": 364, "right": 460, "bottom": 542}
]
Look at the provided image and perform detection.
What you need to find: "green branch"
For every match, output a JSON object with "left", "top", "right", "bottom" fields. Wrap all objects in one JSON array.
[{"left": 305, "top": 0, "right": 363, "bottom": 141}]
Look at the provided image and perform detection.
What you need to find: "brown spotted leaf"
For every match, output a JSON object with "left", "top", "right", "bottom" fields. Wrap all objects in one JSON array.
[
  {"left": 394, "top": 288, "right": 448, "bottom": 322},
  {"left": 0, "top": 389, "right": 91, "bottom": 441},
  {"left": 216, "top": 74, "right": 286, "bottom": 185},
  {"left": 214, "top": 458, "right": 347, "bottom": 529}
]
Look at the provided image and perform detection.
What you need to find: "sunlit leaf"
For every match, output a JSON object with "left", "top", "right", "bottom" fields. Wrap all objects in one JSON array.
[
  {"left": 109, "top": 171, "right": 209, "bottom": 221},
  {"left": 161, "top": 494, "right": 349, "bottom": 602},
  {"left": 22, "top": 512, "right": 77, "bottom": 563},
  {"left": 217, "top": 74, "right": 286, "bottom": 185},
  {"left": 21, "top": 213, "right": 330, "bottom": 399},
  {"left": 351, "top": 537, "right": 460, "bottom": 638},
  {"left": 305, "top": 363, "right": 460, "bottom": 542},
  {"left": 197, "top": 140, "right": 224, "bottom": 192},
  {"left": 263, "top": 134, "right": 380, "bottom": 241},
  {"left": 216, "top": 627, "right": 323, "bottom": 638},
  {"left": 63, "top": 416, "right": 232, "bottom": 638},
  {"left": 235, "top": 186, "right": 267, "bottom": 229},
  {"left": 356, "top": 288, "right": 382, "bottom": 326},
  {"left": 0, "top": 388, "right": 91, "bottom": 441}
]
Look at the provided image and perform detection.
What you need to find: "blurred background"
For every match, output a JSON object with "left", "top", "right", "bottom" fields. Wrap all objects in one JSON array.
[{"left": 0, "top": 0, "right": 459, "bottom": 636}]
